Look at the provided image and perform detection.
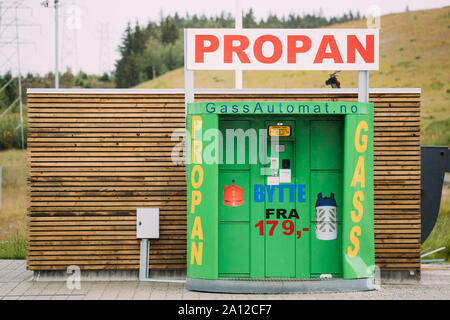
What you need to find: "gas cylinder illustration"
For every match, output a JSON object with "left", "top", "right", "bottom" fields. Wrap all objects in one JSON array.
[
  {"left": 315, "top": 192, "right": 337, "bottom": 240},
  {"left": 223, "top": 180, "right": 244, "bottom": 207}
]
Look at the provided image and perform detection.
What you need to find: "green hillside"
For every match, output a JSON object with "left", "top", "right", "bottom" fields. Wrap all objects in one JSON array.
[{"left": 135, "top": 7, "right": 450, "bottom": 146}]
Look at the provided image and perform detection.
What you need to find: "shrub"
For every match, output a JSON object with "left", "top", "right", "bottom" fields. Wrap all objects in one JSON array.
[
  {"left": 422, "top": 118, "right": 450, "bottom": 146},
  {"left": 0, "top": 113, "right": 27, "bottom": 150},
  {"left": 431, "top": 81, "right": 444, "bottom": 90},
  {"left": 0, "top": 234, "right": 27, "bottom": 259}
]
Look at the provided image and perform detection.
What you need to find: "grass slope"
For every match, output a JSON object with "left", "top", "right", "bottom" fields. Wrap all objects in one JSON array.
[
  {"left": 0, "top": 150, "right": 27, "bottom": 259},
  {"left": 136, "top": 7, "right": 450, "bottom": 146},
  {"left": 422, "top": 186, "right": 450, "bottom": 261}
]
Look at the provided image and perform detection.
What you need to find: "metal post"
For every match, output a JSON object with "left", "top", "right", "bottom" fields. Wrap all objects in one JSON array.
[
  {"left": 358, "top": 70, "right": 369, "bottom": 102},
  {"left": 184, "top": 29, "right": 194, "bottom": 108},
  {"left": 14, "top": 6, "right": 24, "bottom": 149},
  {"left": 184, "top": 29, "right": 194, "bottom": 169},
  {"left": 139, "top": 238, "right": 150, "bottom": 280},
  {"left": 235, "top": 0, "right": 242, "bottom": 89},
  {"left": 0, "top": 166, "right": 2, "bottom": 209},
  {"left": 54, "top": 0, "right": 59, "bottom": 88},
  {"left": 138, "top": 236, "right": 185, "bottom": 282}
]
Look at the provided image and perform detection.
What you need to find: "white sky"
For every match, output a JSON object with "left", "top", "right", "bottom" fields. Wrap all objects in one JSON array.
[{"left": 2, "top": 0, "right": 448, "bottom": 75}]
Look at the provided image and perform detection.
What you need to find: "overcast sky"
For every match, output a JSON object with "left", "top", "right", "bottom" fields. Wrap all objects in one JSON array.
[{"left": 2, "top": 0, "right": 448, "bottom": 75}]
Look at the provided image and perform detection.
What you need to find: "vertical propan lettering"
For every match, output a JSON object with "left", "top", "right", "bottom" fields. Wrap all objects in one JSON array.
[{"left": 190, "top": 116, "right": 204, "bottom": 266}]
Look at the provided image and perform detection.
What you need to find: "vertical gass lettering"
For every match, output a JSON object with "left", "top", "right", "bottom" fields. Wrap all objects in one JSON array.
[
  {"left": 354, "top": 120, "right": 368, "bottom": 153},
  {"left": 347, "top": 120, "right": 368, "bottom": 258},
  {"left": 347, "top": 226, "right": 361, "bottom": 258},
  {"left": 351, "top": 190, "right": 364, "bottom": 223},
  {"left": 190, "top": 116, "right": 204, "bottom": 266}
]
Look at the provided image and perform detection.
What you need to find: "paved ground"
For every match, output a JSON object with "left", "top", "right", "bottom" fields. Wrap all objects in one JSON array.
[{"left": 0, "top": 260, "right": 449, "bottom": 300}]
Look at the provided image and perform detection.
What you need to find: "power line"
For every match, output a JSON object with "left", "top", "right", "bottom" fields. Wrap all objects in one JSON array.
[
  {"left": 0, "top": 0, "right": 39, "bottom": 149},
  {"left": 98, "top": 21, "right": 111, "bottom": 74}
]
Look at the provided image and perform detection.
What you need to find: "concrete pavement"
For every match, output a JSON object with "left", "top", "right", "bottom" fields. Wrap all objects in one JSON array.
[{"left": 1, "top": 260, "right": 449, "bottom": 300}]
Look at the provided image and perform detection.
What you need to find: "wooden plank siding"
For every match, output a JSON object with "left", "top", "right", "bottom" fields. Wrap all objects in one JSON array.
[{"left": 26, "top": 90, "right": 421, "bottom": 272}]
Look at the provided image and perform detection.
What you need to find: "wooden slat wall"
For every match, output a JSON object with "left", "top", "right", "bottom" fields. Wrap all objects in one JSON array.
[
  {"left": 27, "top": 91, "right": 421, "bottom": 272},
  {"left": 27, "top": 93, "right": 187, "bottom": 270}
]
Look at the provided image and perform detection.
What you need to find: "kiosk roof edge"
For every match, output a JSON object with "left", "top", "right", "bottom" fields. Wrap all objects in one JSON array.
[{"left": 27, "top": 88, "right": 421, "bottom": 95}]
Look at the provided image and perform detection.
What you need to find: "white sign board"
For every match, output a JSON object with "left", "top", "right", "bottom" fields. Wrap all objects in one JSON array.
[
  {"left": 279, "top": 169, "right": 291, "bottom": 183},
  {"left": 267, "top": 176, "right": 280, "bottom": 186},
  {"left": 186, "top": 28, "right": 379, "bottom": 71},
  {"left": 136, "top": 208, "right": 159, "bottom": 239}
]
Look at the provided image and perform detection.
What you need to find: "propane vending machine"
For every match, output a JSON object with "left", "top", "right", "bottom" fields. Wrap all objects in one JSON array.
[{"left": 186, "top": 101, "right": 375, "bottom": 293}]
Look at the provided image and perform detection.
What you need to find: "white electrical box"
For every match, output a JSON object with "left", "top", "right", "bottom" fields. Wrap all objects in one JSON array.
[{"left": 136, "top": 208, "right": 159, "bottom": 239}]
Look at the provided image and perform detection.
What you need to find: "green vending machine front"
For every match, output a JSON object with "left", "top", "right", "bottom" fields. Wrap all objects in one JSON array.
[
  {"left": 186, "top": 101, "right": 375, "bottom": 293},
  {"left": 218, "top": 119, "right": 252, "bottom": 278},
  {"left": 263, "top": 120, "right": 297, "bottom": 278},
  {"left": 309, "top": 120, "right": 344, "bottom": 277}
]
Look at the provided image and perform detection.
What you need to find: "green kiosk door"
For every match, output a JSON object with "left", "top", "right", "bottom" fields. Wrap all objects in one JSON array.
[
  {"left": 265, "top": 121, "right": 296, "bottom": 278},
  {"left": 310, "top": 120, "right": 344, "bottom": 277}
]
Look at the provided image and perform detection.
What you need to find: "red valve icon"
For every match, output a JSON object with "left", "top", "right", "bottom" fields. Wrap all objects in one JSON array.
[{"left": 223, "top": 180, "right": 244, "bottom": 207}]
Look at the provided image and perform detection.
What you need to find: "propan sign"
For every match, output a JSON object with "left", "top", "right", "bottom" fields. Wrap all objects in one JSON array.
[{"left": 186, "top": 28, "right": 379, "bottom": 71}]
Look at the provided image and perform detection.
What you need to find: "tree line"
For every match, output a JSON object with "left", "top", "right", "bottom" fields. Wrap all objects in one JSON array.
[
  {"left": 115, "top": 9, "right": 362, "bottom": 88},
  {"left": 0, "top": 70, "right": 114, "bottom": 112}
]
